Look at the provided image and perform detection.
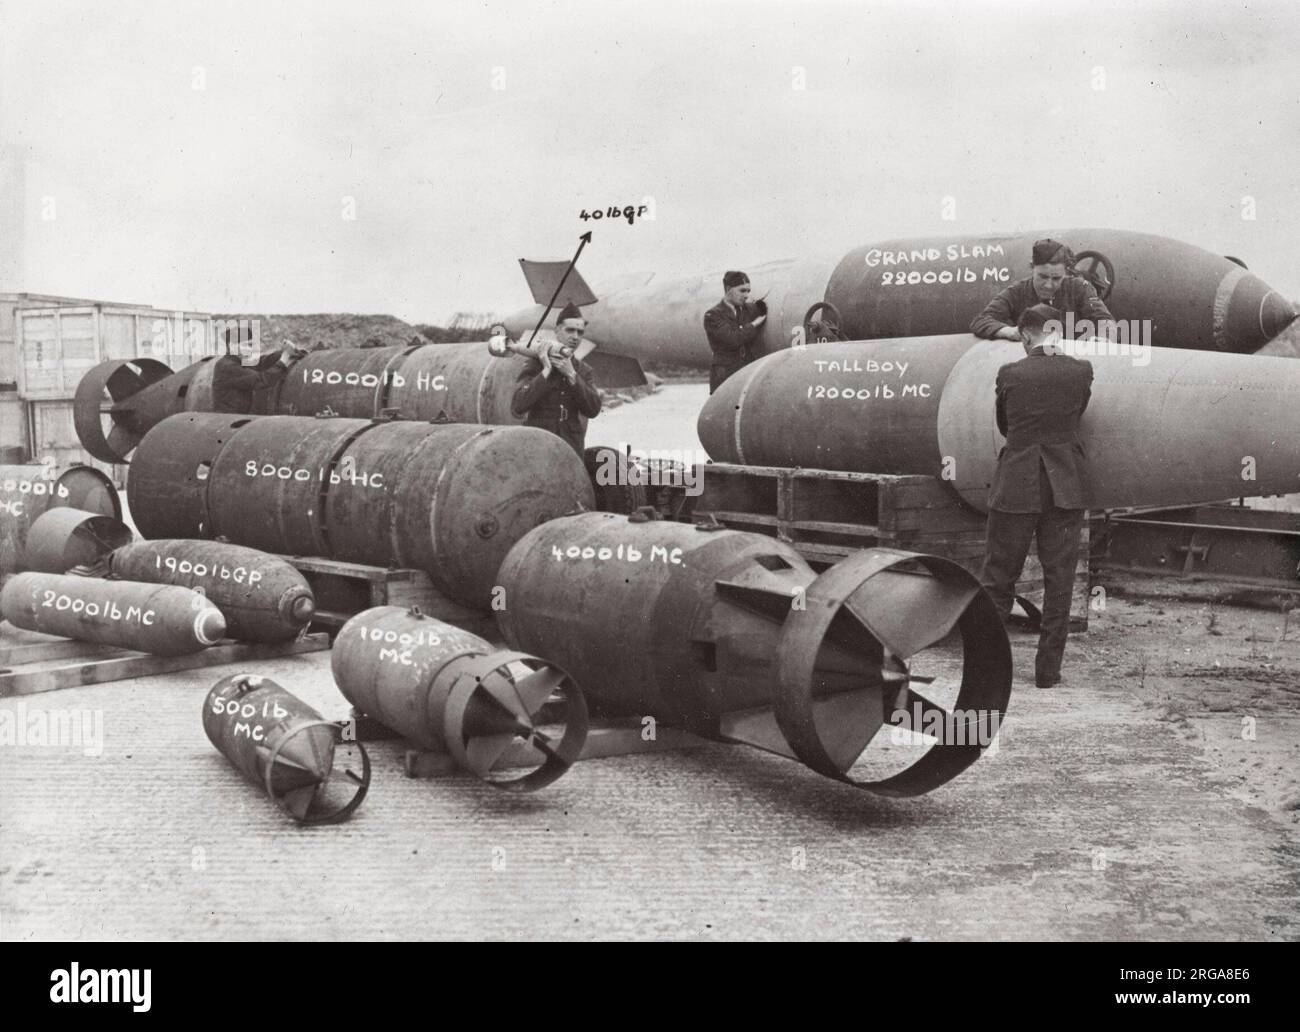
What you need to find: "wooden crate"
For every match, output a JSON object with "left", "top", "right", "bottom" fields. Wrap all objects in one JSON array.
[
  {"left": 687, "top": 463, "right": 1089, "bottom": 630},
  {"left": 284, "top": 555, "right": 496, "bottom": 637}
]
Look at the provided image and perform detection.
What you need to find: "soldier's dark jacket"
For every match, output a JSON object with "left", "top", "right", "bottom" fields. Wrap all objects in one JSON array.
[
  {"left": 511, "top": 357, "right": 602, "bottom": 456},
  {"left": 971, "top": 276, "right": 1114, "bottom": 339},
  {"left": 988, "top": 351, "right": 1094, "bottom": 512},
  {"left": 210, "top": 354, "right": 292, "bottom": 414},
  {"left": 703, "top": 299, "right": 762, "bottom": 390}
]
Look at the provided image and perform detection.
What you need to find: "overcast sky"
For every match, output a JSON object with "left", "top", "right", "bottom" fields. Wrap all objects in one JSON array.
[{"left": 2, "top": 0, "right": 1297, "bottom": 323}]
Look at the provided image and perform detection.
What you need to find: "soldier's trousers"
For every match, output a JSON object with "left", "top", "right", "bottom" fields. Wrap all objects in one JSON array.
[{"left": 981, "top": 505, "right": 1085, "bottom": 683}]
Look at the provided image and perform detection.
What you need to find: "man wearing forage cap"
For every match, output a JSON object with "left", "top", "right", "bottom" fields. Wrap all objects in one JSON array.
[
  {"left": 971, "top": 238, "right": 1115, "bottom": 342},
  {"left": 511, "top": 301, "right": 602, "bottom": 456},
  {"left": 704, "top": 270, "right": 768, "bottom": 393}
]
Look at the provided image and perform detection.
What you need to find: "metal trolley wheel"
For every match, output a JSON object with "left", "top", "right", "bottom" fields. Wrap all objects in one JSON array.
[
  {"left": 802, "top": 301, "right": 847, "bottom": 342},
  {"left": 1072, "top": 249, "right": 1116, "bottom": 300}
]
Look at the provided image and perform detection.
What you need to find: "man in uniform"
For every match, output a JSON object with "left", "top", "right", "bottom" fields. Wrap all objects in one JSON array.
[
  {"left": 980, "top": 303, "right": 1094, "bottom": 688},
  {"left": 511, "top": 302, "right": 602, "bottom": 456},
  {"left": 971, "top": 238, "right": 1115, "bottom": 341},
  {"left": 703, "top": 270, "right": 767, "bottom": 393},
  {"left": 211, "top": 330, "right": 305, "bottom": 414}
]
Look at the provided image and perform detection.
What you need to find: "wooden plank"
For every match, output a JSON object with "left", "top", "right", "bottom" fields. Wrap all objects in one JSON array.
[
  {"left": 0, "top": 639, "right": 122, "bottom": 666},
  {"left": 286, "top": 555, "right": 414, "bottom": 581},
  {"left": 786, "top": 519, "right": 881, "bottom": 536},
  {"left": 0, "top": 633, "right": 330, "bottom": 697}
]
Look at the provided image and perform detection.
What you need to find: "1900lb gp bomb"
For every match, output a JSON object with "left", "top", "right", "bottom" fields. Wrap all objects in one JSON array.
[
  {"left": 496, "top": 512, "right": 1011, "bottom": 796},
  {"left": 107, "top": 540, "right": 314, "bottom": 642},
  {"left": 332, "top": 606, "right": 587, "bottom": 791},
  {"left": 126, "top": 413, "right": 595, "bottom": 609}
]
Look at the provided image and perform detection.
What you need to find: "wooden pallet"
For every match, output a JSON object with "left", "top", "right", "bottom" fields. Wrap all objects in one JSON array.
[
  {"left": 283, "top": 555, "right": 496, "bottom": 637},
  {"left": 686, "top": 463, "right": 1090, "bottom": 630},
  {"left": 0, "top": 631, "right": 330, "bottom": 697}
]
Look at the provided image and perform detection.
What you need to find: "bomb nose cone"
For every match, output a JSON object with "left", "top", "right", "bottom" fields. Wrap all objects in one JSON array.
[
  {"left": 289, "top": 594, "right": 315, "bottom": 623},
  {"left": 1217, "top": 270, "right": 1298, "bottom": 351},
  {"left": 194, "top": 608, "right": 227, "bottom": 646},
  {"left": 1260, "top": 291, "right": 1297, "bottom": 341}
]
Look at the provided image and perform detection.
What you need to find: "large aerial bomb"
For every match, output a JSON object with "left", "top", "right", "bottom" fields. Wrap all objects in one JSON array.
[
  {"left": 21, "top": 507, "right": 133, "bottom": 574},
  {"left": 699, "top": 337, "right": 1300, "bottom": 514},
  {"left": 204, "top": 674, "right": 370, "bottom": 823},
  {"left": 1, "top": 572, "right": 226, "bottom": 655},
  {"left": 126, "top": 413, "right": 594, "bottom": 609},
  {"left": 332, "top": 606, "right": 587, "bottom": 790},
  {"left": 503, "top": 229, "right": 1297, "bottom": 365},
  {"left": 107, "top": 540, "right": 314, "bottom": 643},
  {"left": 496, "top": 511, "right": 1011, "bottom": 796},
  {"left": 0, "top": 463, "right": 121, "bottom": 585},
  {"left": 74, "top": 342, "right": 593, "bottom": 464}
]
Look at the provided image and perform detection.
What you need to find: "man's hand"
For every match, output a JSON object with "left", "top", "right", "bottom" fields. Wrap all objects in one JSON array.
[
  {"left": 278, "top": 341, "right": 306, "bottom": 365},
  {"left": 752, "top": 314, "right": 767, "bottom": 328},
  {"left": 553, "top": 354, "right": 578, "bottom": 382},
  {"left": 995, "top": 325, "right": 1023, "bottom": 342}
]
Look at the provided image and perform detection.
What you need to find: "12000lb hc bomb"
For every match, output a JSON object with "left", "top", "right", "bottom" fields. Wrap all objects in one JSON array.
[
  {"left": 699, "top": 337, "right": 1300, "bottom": 513},
  {"left": 1, "top": 572, "right": 226, "bottom": 655},
  {"left": 333, "top": 606, "right": 587, "bottom": 790},
  {"left": 204, "top": 674, "right": 370, "bottom": 824},
  {"left": 496, "top": 512, "right": 1011, "bottom": 797},
  {"left": 108, "top": 540, "right": 314, "bottom": 642},
  {"left": 126, "top": 414, "right": 595, "bottom": 609},
  {"left": 74, "top": 343, "right": 535, "bottom": 463}
]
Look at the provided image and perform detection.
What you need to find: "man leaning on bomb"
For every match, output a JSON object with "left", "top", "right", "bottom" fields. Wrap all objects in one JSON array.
[
  {"left": 211, "top": 330, "right": 306, "bottom": 414},
  {"left": 980, "top": 303, "right": 1094, "bottom": 689},
  {"left": 510, "top": 301, "right": 602, "bottom": 457},
  {"left": 971, "top": 238, "right": 1115, "bottom": 341},
  {"left": 703, "top": 270, "right": 767, "bottom": 393}
]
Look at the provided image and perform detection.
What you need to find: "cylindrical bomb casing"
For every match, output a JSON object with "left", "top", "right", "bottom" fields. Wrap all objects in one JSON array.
[
  {"left": 1, "top": 572, "right": 226, "bottom": 655},
  {"left": 699, "top": 337, "right": 1300, "bottom": 513},
  {"left": 496, "top": 512, "right": 1012, "bottom": 796},
  {"left": 386, "top": 344, "right": 528, "bottom": 425},
  {"left": 107, "top": 540, "right": 314, "bottom": 642},
  {"left": 276, "top": 342, "right": 529, "bottom": 425},
  {"left": 332, "top": 606, "right": 587, "bottom": 790},
  {"left": 0, "top": 464, "right": 122, "bottom": 584},
  {"left": 22, "top": 508, "right": 134, "bottom": 573},
  {"left": 203, "top": 674, "right": 370, "bottom": 823},
  {"left": 76, "top": 344, "right": 533, "bottom": 465},
  {"left": 127, "top": 413, "right": 594, "bottom": 608},
  {"left": 499, "top": 514, "right": 819, "bottom": 725},
  {"left": 275, "top": 347, "right": 410, "bottom": 419}
]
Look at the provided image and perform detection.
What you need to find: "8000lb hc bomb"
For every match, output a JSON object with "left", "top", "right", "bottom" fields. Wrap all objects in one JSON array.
[
  {"left": 126, "top": 414, "right": 595, "bottom": 609},
  {"left": 332, "top": 606, "right": 587, "bottom": 790},
  {"left": 497, "top": 512, "right": 1011, "bottom": 796},
  {"left": 204, "top": 674, "right": 370, "bottom": 823}
]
